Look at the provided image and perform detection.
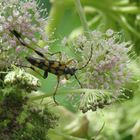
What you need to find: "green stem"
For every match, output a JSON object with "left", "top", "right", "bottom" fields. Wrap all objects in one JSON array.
[
  {"left": 88, "top": 15, "right": 102, "bottom": 28},
  {"left": 100, "top": 8, "right": 140, "bottom": 39},
  {"left": 46, "top": 2, "right": 65, "bottom": 35},
  {"left": 112, "top": 6, "right": 140, "bottom": 14},
  {"left": 74, "top": 0, "right": 90, "bottom": 37},
  {"left": 50, "top": 129, "right": 87, "bottom": 140},
  {"left": 0, "top": 72, "right": 8, "bottom": 74},
  {"left": 29, "top": 88, "right": 111, "bottom": 101},
  {"left": 119, "top": 15, "right": 140, "bottom": 39},
  {"left": 113, "top": 0, "right": 129, "bottom": 6}
]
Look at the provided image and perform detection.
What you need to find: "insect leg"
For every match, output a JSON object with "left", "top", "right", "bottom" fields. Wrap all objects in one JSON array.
[
  {"left": 74, "top": 74, "right": 82, "bottom": 88},
  {"left": 15, "top": 64, "right": 44, "bottom": 78},
  {"left": 48, "top": 51, "right": 61, "bottom": 56},
  {"left": 65, "top": 59, "right": 76, "bottom": 65},
  {"left": 30, "top": 66, "right": 44, "bottom": 78},
  {"left": 65, "top": 75, "right": 69, "bottom": 80},
  {"left": 43, "top": 71, "right": 48, "bottom": 79},
  {"left": 48, "top": 51, "right": 62, "bottom": 61},
  {"left": 53, "top": 76, "right": 60, "bottom": 105},
  {"left": 34, "top": 50, "right": 62, "bottom": 61}
]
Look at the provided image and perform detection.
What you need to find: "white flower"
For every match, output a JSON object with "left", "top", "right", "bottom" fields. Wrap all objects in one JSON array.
[
  {"left": 0, "top": 16, "right": 5, "bottom": 22},
  {"left": 76, "top": 34, "right": 87, "bottom": 46},
  {"left": 60, "top": 78, "right": 67, "bottom": 84},
  {"left": 4, "top": 68, "right": 41, "bottom": 92},
  {"left": 44, "top": 45, "right": 49, "bottom": 51},
  {"left": 13, "top": 10, "right": 20, "bottom": 17},
  {"left": 106, "top": 29, "right": 114, "bottom": 36},
  {"left": 7, "top": 16, "right": 13, "bottom": 22}
]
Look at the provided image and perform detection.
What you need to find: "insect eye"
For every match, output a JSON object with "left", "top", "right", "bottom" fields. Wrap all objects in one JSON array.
[{"left": 71, "top": 68, "right": 77, "bottom": 75}]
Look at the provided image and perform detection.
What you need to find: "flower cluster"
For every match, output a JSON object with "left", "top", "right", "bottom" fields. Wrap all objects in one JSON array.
[
  {"left": 0, "top": 0, "right": 48, "bottom": 52},
  {"left": 62, "top": 29, "right": 133, "bottom": 112},
  {"left": 73, "top": 29, "right": 132, "bottom": 93},
  {"left": 79, "top": 90, "right": 114, "bottom": 113},
  {"left": 4, "top": 68, "right": 41, "bottom": 92}
]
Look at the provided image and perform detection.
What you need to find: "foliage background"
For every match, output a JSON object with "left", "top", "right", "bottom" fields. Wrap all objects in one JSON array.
[{"left": 1, "top": 0, "right": 140, "bottom": 140}]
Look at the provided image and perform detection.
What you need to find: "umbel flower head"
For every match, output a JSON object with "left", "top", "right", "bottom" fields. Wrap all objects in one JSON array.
[
  {"left": 73, "top": 29, "right": 132, "bottom": 92},
  {"left": 0, "top": 0, "right": 48, "bottom": 51},
  {"left": 79, "top": 90, "right": 114, "bottom": 113},
  {"left": 63, "top": 29, "right": 133, "bottom": 112}
]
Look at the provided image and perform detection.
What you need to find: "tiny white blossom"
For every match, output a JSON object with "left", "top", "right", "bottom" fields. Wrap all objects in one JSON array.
[
  {"left": 0, "top": 16, "right": 5, "bottom": 22},
  {"left": 24, "top": 38, "right": 31, "bottom": 44},
  {"left": 44, "top": 45, "right": 49, "bottom": 51},
  {"left": 60, "top": 78, "right": 67, "bottom": 84},
  {"left": 61, "top": 37, "right": 68, "bottom": 46},
  {"left": 13, "top": 10, "right": 20, "bottom": 17},
  {"left": 16, "top": 46, "right": 21, "bottom": 52},
  {"left": 106, "top": 29, "right": 114, "bottom": 36},
  {"left": 7, "top": 16, "right": 13, "bottom": 22}
]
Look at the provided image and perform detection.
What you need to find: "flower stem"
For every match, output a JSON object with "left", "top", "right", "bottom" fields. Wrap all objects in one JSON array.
[
  {"left": 74, "top": 0, "right": 90, "bottom": 37},
  {"left": 112, "top": 6, "right": 140, "bottom": 14},
  {"left": 29, "top": 88, "right": 111, "bottom": 101},
  {"left": 119, "top": 15, "right": 140, "bottom": 39},
  {"left": 46, "top": 2, "right": 65, "bottom": 34}
]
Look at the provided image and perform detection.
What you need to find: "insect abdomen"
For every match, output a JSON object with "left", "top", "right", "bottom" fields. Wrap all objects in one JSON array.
[
  {"left": 26, "top": 56, "right": 77, "bottom": 76},
  {"left": 48, "top": 60, "right": 66, "bottom": 76},
  {"left": 26, "top": 56, "right": 67, "bottom": 76},
  {"left": 25, "top": 56, "right": 48, "bottom": 70}
]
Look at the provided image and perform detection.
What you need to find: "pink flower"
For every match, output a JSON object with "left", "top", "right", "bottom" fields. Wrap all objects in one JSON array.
[{"left": 0, "top": 0, "right": 48, "bottom": 52}]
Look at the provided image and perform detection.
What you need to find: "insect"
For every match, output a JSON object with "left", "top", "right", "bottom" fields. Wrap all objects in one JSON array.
[{"left": 10, "top": 29, "right": 93, "bottom": 104}]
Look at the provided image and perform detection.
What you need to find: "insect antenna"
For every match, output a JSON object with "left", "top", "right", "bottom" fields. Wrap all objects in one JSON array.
[
  {"left": 74, "top": 74, "right": 82, "bottom": 88},
  {"left": 10, "top": 30, "right": 34, "bottom": 50},
  {"left": 78, "top": 45, "right": 93, "bottom": 70},
  {"left": 73, "top": 45, "right": 93, "bottom": 88},
  {"left": 10, "top": 30, "right": 47, "bottom": 58}
]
